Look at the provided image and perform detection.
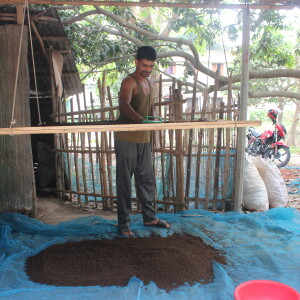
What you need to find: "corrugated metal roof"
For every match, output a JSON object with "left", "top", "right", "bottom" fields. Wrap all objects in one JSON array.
[{"left": 0, "top": 5, "right": 83, "bottom": 96}]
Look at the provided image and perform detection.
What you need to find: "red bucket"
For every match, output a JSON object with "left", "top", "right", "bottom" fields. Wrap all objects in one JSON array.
[{"left": 234, "top": 280, "right": 300, "bottom": 300}]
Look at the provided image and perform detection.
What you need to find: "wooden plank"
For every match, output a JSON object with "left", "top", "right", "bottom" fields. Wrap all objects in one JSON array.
[
  {"left": 0, "top": 25, "right": 35, "bottom": 213},
  {"left": 0, "top": 0, "right": 295, "bottom": 10},
  {"left": 0, "top": 120, "right": 261, "bottom": 135}
]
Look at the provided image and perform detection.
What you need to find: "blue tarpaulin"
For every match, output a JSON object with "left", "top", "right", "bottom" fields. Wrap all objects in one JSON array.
[{"left": 0, "top": 207, "right": 300, "bottom": 300}]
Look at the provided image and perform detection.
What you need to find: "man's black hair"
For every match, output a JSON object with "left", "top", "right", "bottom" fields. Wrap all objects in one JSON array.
[{"left": 135, "top": 46, "right": 156, "bottom": 61}]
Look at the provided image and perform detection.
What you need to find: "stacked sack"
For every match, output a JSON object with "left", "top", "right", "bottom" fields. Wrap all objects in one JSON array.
[{"left": 243, "top": 156, "right": 288, "bottom": 211}]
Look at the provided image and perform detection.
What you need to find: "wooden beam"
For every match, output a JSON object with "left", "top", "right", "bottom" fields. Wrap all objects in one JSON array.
[
  {"left": 0, "top": 120, "right": 261, "bottom": 135},
  {"left": 0, "top": 17, "right": 16, "bottom": 21},
  {"left": 51, "top": 105, "right": 119, "bottom": 118},
  {"left": 16, "top": 5, "right": 23, "bottom": 24},
  {"left": 0, "top": 0, "right": 297, "bottom": 9},
  {"left": 40, "top": 36, "right": 68, "bottom": 41},
  {"left": 30, "top": 21, "right": 48, "bottom": 58}
]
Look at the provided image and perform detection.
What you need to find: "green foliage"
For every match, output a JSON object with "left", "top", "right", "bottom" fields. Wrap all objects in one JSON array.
[
  {"left": 295, "top": 31, "right": 300, "bottom": 56},
  {"left": 249, "top": 110, "right": 270, "bottom": 123},
  {"left": 251, "top": 10, "right": 286, "bottom": 33},
  {"left": 289, "top": 146, "right": 300, "bottom": 155},
  {"left": 255, "top": 28, "right": 296, "bottom": 68},
  {"left": 56, "top": 3, "right": 299, "bottom": 98}
]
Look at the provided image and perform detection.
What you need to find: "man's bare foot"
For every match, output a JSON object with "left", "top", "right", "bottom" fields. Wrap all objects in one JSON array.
[
  {"left": 144, "top": 219, "right": 171, "bottom": 229},
  {"left": 118, "top": 229, "right": 134, "bottom": 236}
]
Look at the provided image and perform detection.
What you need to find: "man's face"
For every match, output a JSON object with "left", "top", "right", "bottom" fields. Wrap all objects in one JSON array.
[{"left": 135, "top": 59, "right": 155, "bottom": 77}]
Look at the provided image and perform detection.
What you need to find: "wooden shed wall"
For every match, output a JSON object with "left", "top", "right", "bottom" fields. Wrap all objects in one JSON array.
[{"left": 0, "top": 25, "right": 36, "bottom": 213}]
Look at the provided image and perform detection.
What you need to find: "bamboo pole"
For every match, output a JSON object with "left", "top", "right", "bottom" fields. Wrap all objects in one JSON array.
[
  {"left": 76, "top": 94, "right": 88, "bottom": 203},
  {"left": 174, "top": 82, "right": 185, "bottom": 209},
  {"left": 90, "top": 91, "right": 103, "bottom": 209},
  {"left": 213, "top": 102, "right": 224, "bottom": 210},
  {"left": 223, "top": 75, "right": 233, "bottom": 210},
  {"left": 89, "top": 91, "right": 100, "bottom": 208},
  {"left": 204, "top": 74, "right": 219, "bottom": 209},
  {"left": 83, "top": 86, "right": 97, "bottom": 204},
  {"left": 158, "top": 74, "right": 166, "bottom": 206},
  {"left": 211, "top": 68, "right": 221, "bottom": 210},
  {"left": 51, "top": 105, "right": 119, "bottom": 118},
  {"left": 168, "top": 83, "right": 175, "bottom": 210},
  {"left": 70, "top": 98, "right": 82, "bottom": 203},
  {"left": 63, "top": 98, "right": 73, "bottom": 197},
  {"left": 105, "top": 86, "right": 114, "bottom": 211},
  {"left": 98, "top": 76, "right": 109, "bottom": 210},
  {"left": 1, "top": 120, "right": 260, "bottom": 135},
  {"left": 194, "top": 90, "right": 207, "bottom": 209},
  {"left": 185, "top": 71, "right": 198, "bottom": 204}
]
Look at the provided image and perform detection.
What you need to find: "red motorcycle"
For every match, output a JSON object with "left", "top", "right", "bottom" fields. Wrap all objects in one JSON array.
[{"left": 246, "top": 109, "right": 290, "bottom": 168}]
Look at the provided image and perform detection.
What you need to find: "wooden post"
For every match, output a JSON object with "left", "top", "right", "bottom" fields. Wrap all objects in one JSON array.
[
  {"left": 194, "top": 90, "right": 208, "bottom": 209},
  {"left": 49, "top": 46, "right": 64, "bottom": 199},
  {"left": 213, "top": 102, "right": 224, "bottom": 210},
  {"left": 234, "top": 7, "right": 250, "bottom": 212},
  {"left": 223, "top": 75, "right": 233, "bottom": 210},
  {"left": 70, "top": 98, "right": 82, "bottom": 203},
  {"left": 174, "top": 82, "right": 185, "bottom": 209},
  {"left": 16, "top": 5, "right": 23, "bottom": 25},
  {"left": 98, "top": 76, "right": 109, "bottom": 210},
  {"left": 0, "top": 25, "right": 36, "bottom": 214},
  {"left": 185, "top": 71, "right": 198, "bottom": 204}
]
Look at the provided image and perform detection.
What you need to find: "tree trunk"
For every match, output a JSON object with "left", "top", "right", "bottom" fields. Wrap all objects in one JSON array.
[
  {"left": 0, "top": 25, "right": 36, "bottom": 214},
  {"left": 278, "top": 99, "right": 283, "bottom": 124},
  {"left": 286, "top": 102, "right": 300, "bottom": 147}
]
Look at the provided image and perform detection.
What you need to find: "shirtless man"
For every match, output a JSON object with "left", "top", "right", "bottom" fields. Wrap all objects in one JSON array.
[{"left": 114, "top": 46, "right": 171, "bottom": 236}]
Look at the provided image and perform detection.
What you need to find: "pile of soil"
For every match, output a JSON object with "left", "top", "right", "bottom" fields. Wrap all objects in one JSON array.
[{"left": 26, "top": 233, "right": 226, "bottom": 290}]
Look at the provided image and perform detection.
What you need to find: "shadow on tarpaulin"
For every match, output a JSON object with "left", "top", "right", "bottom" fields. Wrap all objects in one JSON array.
[{"left": 0, "top": 207, "right": 300, "bottom": 300}]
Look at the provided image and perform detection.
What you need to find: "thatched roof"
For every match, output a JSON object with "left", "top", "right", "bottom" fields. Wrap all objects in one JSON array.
[{"left": 0, "top": 5, "right": 83, "bottom": 97}]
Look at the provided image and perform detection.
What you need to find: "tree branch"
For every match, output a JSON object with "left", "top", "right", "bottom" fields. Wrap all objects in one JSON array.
[
  {"left": 220, "top": 84, "right": 300, "bottom": 101},
  {"left": 60, "top": 6, "right": 300, "bottom": 93},
  {"left": 84, "top": 17, "right": 144, "bottom": 46},
  {"left": 93, "top": 6, "right": 203, "bottom": 76},
  {"left": 62, "top": 9, "right": 98, "bottom": 25},
  {"left": 156, "top": 68, "right": 206, "bottom": 92},
  {"left": 248, "top": 90, "right": 300, "bottom": 100}
]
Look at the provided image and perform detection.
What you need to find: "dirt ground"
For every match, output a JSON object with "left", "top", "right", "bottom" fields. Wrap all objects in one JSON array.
[
  {"left": 36, "top": 154, "right": 300, "bottom": 225},
  {"left": 280, "top": 154, "right": 300, "bottom": 212}
]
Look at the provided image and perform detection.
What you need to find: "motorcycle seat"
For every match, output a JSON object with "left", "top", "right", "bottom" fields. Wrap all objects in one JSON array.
[{"left": 249, "top": 127, "right": 261, "bottom": 138}]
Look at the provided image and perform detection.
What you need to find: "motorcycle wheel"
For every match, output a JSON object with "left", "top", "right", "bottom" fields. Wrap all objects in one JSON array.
[{"left": 263, "top": 146, "right": 291, "bottom": 168}]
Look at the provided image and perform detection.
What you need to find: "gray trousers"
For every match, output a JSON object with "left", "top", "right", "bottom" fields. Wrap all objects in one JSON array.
[{"left": 114, "top": 139, "right": 157, "bottom": 231}]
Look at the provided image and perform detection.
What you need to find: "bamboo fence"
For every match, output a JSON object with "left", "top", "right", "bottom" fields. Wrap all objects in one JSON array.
[{"left": 31, "top": 72, "right": 258, "bottom": 213}]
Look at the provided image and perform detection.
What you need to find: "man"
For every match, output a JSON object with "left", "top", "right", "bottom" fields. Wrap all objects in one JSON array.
[{"left": 114, "top": 46, "right": 171, "bottom": 236}]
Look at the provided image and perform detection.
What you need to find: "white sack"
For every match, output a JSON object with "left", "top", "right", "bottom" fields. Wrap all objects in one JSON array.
[
  {"left": 252, "top": 157, "right": 288, "bottom": 208},
  {"left": 243, "top": 158, "right": 269, "bottom": 211}
]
